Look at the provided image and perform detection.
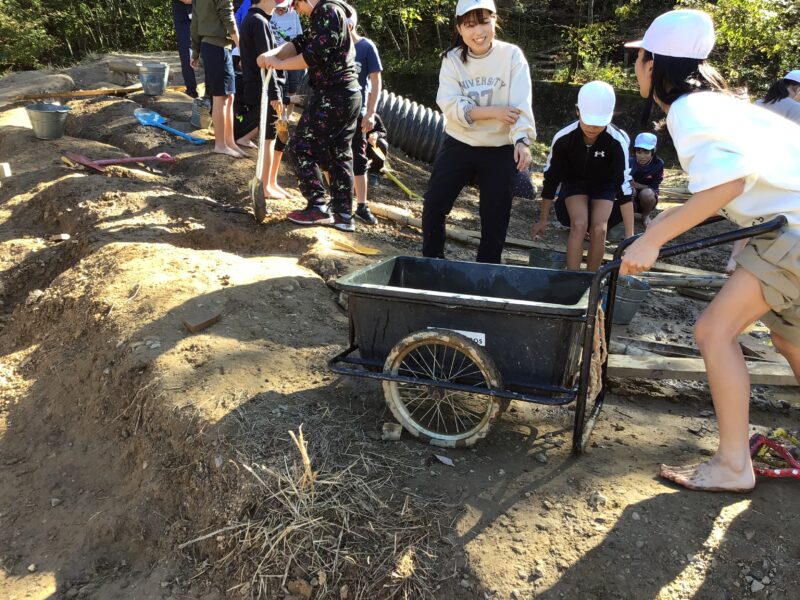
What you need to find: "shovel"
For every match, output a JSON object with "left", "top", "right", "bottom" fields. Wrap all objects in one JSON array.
[
  {"left": 62, "top": 151, "right": 176, "bottom": 172},
  {"left": 250, "top": 68, "right": 273, "bottom": 223},
  {"left": 133, "top": 108, "right": 207, "bottom": 145},
  {"left": 369, "top": 142, "right": 423, "bottom": 201}
]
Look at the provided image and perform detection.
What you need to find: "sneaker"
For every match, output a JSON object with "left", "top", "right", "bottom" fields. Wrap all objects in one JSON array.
[
  {"left": 354, "top": 204, "right": 378, "bottom": 225},
  {"left": 333, "top": 212, "right": 356, "bottom": 232},
  {"left": 287, "top": 205, "right": 333, "bottom": 226}
]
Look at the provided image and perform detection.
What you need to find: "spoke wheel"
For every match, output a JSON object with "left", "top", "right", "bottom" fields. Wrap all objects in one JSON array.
[{"left": 383, "top": 330, "right": 506, "bottom": 448}]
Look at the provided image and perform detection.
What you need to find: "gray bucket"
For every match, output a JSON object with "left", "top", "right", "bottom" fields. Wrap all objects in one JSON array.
[
  {"left": 25, "top": 103, "right": 70, "bottom": 140},
  {"left": 191, "top": 97, "right": 212, "bottom": 129},
  {"left": 529, "top": 247, "right": 567, "bottom": 270},
  {"left": 611, "top": 276, "right": 651, "bottom": 325},
  {"left": 138, "top": 62, "right": 170, "bottom": 96}
]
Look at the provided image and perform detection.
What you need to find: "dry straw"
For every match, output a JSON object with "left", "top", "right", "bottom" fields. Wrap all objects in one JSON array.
[{"left": 185, "top": 405, "right": 450, "bottom": 600}]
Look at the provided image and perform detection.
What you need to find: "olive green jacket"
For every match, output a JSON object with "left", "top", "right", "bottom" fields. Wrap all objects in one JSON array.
[{"left": 190, "top": 0, "right": 237, "bottom": 56}]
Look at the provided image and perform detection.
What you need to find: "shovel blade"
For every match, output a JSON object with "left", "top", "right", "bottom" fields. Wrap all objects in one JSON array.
[{"left": 133, "top": 107, "right": 166, "bottom": 126}]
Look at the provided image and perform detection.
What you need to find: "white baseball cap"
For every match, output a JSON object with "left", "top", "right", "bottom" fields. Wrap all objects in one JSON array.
[
  {"left": 785, "top": 70, "right": 800, "bottom": 84},
  {"left": 625, "top": 9, "right": 715, "bottom": 60},
  {"left": 456, "top": 0, "right": 496, "bottom": 17},
  {"left": 275, "top": 0, "right": 292, "bottom": 8},
  {"left": 577, "top": 81, "right": 616, "bottom": 127},
  {"left": 634, "top": 132, "right": 657, "bottom": 151}
]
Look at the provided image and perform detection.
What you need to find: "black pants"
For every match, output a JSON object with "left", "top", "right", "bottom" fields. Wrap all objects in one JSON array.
[
  {"left": 171, "top": 1, "right": 197, "bottom": 97},
  {"left": 422, "top": 135, "right": 516, "bottom": 264},
  {"left": 290, "top": 87, "right": 361, "bottom": 215}
]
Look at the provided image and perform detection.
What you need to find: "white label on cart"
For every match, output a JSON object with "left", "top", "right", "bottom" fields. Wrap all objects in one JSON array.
[{"left": 428, "top": 327, "right": 486, "bottom": 347}]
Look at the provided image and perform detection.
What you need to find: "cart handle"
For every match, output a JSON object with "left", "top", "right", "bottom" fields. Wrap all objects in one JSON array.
[{"left": 602, "top": 215, "right": 787, "bottom": 277}]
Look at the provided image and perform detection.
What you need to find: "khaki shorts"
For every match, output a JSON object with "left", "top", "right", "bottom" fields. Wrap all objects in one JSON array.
[{"left": 735, "top": 228, "right": 800, "bottom": 347}]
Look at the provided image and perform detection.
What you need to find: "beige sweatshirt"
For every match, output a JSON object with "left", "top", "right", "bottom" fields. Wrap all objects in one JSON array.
[{"left": 436, "top": 40, "right": 536, "bottom": 147}]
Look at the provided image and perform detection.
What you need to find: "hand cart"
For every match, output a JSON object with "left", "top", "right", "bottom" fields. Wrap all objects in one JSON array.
[{"left": 330, "top": 216, "right": 787, "bottom": 453}]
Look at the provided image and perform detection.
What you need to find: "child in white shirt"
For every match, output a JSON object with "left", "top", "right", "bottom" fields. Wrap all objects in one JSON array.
[{"left": 623, "top": 9, "right": 800, "bottom": 493}]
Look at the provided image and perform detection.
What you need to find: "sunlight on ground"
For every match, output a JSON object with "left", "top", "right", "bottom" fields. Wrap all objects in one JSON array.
[
  {"left": 656, "top": 499, "right": 751, "bottom": 599},
  {"left": 0, "top": 570, "right": 57, "bottom": 599}
]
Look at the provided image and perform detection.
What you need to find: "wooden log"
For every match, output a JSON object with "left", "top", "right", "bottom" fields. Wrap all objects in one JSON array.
[
  {"left": 639, "top": 274, "right": 727, "bottom": 288},
  {"left": 607, "top": 355, "right": 797, "bottom": 386},
  {"left": 108, "top": 58, "right": 143, "bottom": 75},
  {"left": 12, "top": 84, "right": 185, "bottom": 102}
]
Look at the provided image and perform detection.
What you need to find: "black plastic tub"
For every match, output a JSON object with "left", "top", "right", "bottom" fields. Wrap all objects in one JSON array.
[{"left": 333, "top": 257, "right": 596, "bottom": 391}]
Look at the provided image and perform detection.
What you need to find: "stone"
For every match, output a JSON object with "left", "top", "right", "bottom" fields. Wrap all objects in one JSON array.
[
  {"left": 27, "top": 564, "right": 37, "bottom": 573},
  {"left": 50, "top": 497, "right": 62, "bottom": 508},
  {"left": 534, "top": 452, "right": 548, "bottom": 464},
  {"left": 751, "top": 580, "right": 765, "bottom": 593},
  {"left": 587, "top": 491, "right": 607, "bottom": 510}
]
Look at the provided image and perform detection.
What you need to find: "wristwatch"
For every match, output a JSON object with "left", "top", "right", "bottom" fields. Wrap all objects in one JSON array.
[{"left": 515, "top": 136, "right": 531, "bottom": 147}]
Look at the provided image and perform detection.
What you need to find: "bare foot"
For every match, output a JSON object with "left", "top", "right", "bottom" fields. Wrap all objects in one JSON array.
[
  {"left": 236, "top": 140, "right": 257, "bottom": 149},
  {"left": 264, "top": 185, "right": 287, "bottom": 199},
  {"left": 659, "top": 458, "right": 755, "bottom": 492},
  {"left": 271, "top": 183, "right": 289, "bottom": 197},
  {"left": 213, "top": 146, "right": 245, "bottom": 158}
]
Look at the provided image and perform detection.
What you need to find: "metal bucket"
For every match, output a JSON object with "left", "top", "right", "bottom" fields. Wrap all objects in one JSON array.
[
  {"left": 610, "top": 275, "right": 651, "bottom": 325},
  {"left": 191, "top": 97, "right": 212, "bottom": 129},
  {"left": 25, "top": 103, "right": 70, "bottom": 140},
  {"left": 138, "top": 62, "right": 170, "bottom": 96},
  {"left": 528, "top": 247, "right": 567, "bottom": 270}
]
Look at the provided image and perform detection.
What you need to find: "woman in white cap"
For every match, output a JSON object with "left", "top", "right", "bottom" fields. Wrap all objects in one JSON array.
[
  {"left": 623, "top": 9, "right": 800, "bottom": 492},
  {"left": 629, "top": 132, "right": 664, "bottom": 226},
  {"left": 422, "top": 0, "right": 536, "bottom": 264},
  {"left": 531, "top": 80, "right": 633, "bottom": 271},
  {"left": 756, "top": 70, "right": 800, "bottom": 126}
]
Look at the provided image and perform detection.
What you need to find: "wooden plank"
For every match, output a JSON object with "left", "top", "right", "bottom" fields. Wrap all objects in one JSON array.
[
  {"left": 677, "top": 287, "right": 717, "bottom": 302},
  {"left": 607, "top": 355, "right": 797, "bottom": 386},
  {"left": 370, "top": 201, "right": 723, "bottom": 276},
  {"left": 641, "top": 274, "right": 727, "bottom": 288},
  {"left": 12, "top": 84, "right": 185, "bottom": 102}
]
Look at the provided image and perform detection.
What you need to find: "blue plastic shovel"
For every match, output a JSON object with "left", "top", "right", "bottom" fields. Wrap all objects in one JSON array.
[{"left": 133, "top": 107, "right": 207, "bottom": 145}]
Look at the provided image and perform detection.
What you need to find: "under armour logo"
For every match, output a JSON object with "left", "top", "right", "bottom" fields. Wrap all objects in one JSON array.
[{"left": 594, "top": 151, "right": 605, "bottom": 158}]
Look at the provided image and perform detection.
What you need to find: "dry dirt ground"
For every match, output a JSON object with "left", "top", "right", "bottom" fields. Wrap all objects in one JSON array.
[{"left": 1, "top": 61, "right": 799, "bottom": 600}]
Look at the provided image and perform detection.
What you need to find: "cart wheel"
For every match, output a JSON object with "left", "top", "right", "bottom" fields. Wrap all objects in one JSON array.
[{"left": 383, "top": 330, "right": 506, "bottom": 448}]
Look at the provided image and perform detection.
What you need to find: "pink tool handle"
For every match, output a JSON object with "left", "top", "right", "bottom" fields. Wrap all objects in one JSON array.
[
  {"left": 93, "top": 152, "right": 175, "bottom": 166},
  {"left": 750, "top": 434, "right": 800, "bottom": 479}
]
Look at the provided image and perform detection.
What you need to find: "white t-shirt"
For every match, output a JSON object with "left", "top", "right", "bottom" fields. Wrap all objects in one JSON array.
[
  {"left": 755, "top": 96, "right": 800, "bottom": 127},
  {"left": 667, "top": 91, "right": 800, "bottom": 231},
  {"left": 437, "top": 40, "right": 536, "bottom": 147},
  {"left": 270, "top": 9, "right": 302, "bottom": 45}
]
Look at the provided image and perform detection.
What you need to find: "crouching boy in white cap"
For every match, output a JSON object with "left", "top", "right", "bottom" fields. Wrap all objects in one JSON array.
[{"left": 531, "top": 80, "right": 633, "bottom": 271}]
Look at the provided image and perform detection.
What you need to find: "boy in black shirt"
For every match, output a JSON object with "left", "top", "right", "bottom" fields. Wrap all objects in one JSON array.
[{"left": 236, "top": 0, "right": 286, "bottom": 202}]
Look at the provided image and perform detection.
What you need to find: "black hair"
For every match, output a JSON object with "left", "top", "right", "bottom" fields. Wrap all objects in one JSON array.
[
  {"left": 763, "top": 78, "right": 799, "bottom": 105},
  {"left": 639, "top": 49, "right": 727, "bottom": 127},
  {"left": 442, "top": 9, "right": 497, "bottom": 63}
]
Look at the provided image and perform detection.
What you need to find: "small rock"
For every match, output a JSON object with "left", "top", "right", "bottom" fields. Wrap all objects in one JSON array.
[
  {"left": 66, "top": 588, "right": 79, "bottom": 599},
  {"left": 25, "top": 289, "right": 44, "bottom": 306},
  {"left": 511, "top": 591, "right": 522, "bottom": 600},
  {"left": 460, "top": 578, "right": 471, "bottom": 589},
  {"left": 762, "top": 576, "right": 770, "bottom": 585},
  {"left": 534, "top": 452, "right": 548, "bottom": 464},
  {"left": 632, "top": 512, "right": 641, "bottom": 521},
  {"left": 511, "top": 544, "right": 525, "bottom": 555},
  {"left": 751, "top": 580, "right": 765, "bottom": 593},
  {"left": 50, "top": 497, "right": 62, "bottom": 508},
  {"left": 635, "top": 540, "right": 645, "bottom": 549},
  {"left": 517, "top": 569, "right": 527, "bottom": 580},
  {"left": 587, "top": 491, "right": 607, "bottom": 510},
  {"left": 27, "top": 564, "right": 37, "bottom": 573},
  {"left": 524, "top": 491, "right": 532, "bottom": 498},
  {"left": 542, "top": 500, "right": 554, "bottom": 510},
  {"left": 160, "top": 581, "right": 170, "bottom": 588}
]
